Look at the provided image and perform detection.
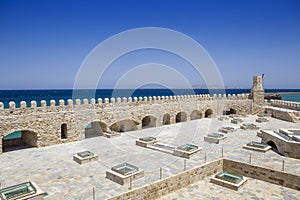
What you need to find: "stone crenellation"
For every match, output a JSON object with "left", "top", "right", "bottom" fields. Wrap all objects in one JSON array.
[
  {"left": 0, "top": 93, "right": 250, "bottom": 110},
  {"left": 270, "top": 100, "right": 300, "bottom": 111},
  {"left": 0, "top": 93, "right": 254, "bottom": 154},
  {"left": 0, "top": 76, "right": 266, "bottom": 154}
]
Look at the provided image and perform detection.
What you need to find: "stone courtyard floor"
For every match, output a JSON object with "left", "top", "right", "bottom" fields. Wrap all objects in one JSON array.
[{"left": 0, "top": 115, "right": 300, "bottom": 199}]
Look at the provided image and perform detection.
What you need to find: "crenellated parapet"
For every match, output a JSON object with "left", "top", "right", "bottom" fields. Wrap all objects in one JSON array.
[
  {"left": 0, "top": 92, "right": 253, "bottom": 155},
  {"left": 270, "top": 100, "right": 300, "bottom": 111},
  {"left": 0, "top": 93, "right": 250, "bottom": 110}
]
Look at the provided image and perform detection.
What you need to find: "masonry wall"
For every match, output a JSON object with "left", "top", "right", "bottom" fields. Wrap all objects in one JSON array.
[
  {"left": 107, "top": 159, "right": 223, "bottom": 200},
  {"left": 107, "top": 159, "right": 300, "bottom": 200},
  {"left": 265, "top": 108, "right": 297, "bottom": 123},
  {"left": 271, "top": 100, "right": 300, "bottom": 111},
  {"left": 223, "top": 159, "right": 300, "bottom": 190},
  {"left": 260, "top": 130, "right": 300, "bottom": 159},
  {"left": 0, "top": 94, "right": 255, "bottom": 154}
]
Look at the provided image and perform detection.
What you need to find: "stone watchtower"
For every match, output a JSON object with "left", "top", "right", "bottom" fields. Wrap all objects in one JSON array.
[{"left": 250, "top": 75, "right": 265, "bottom": 105}]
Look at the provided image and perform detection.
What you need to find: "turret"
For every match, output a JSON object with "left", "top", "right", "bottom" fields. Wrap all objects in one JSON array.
[{"left": 250, "top": 75, "right": 265, "bottom": 105}]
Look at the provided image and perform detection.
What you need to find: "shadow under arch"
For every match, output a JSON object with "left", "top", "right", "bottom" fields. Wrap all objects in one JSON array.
[
  {"left": 85, "top": 121, "right": 108, "bottom": 139},
  {"left": 162, "top": 113, "right": 171, "bottom": 125},
  {"left": 110, "top": 119, "right": 139, "bottom": 132},
  {"left": 142, "top": 115, "right": 157, "bottom": 129},
  {"left": 2, "top": 130, "right": 38, "bottom": 153},
  {"left": 176, "top": 111, "right": 187, "bottom": 123},
  {"left": 267, "top": 141, "right": 278, "bottom": 151},
  {"left": 190, "top": 110, "right": 202, "bottom": 120},
  {"left": 224, "top": 108, "right": 237, "bottom": 115},
  {"left": 205, "top": 109, "right": 213, "bottom": 118}
]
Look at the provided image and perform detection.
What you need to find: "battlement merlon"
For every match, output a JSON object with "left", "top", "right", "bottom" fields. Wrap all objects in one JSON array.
[
  {"left": 270, "top": 100, "right": 300, "bottom": 111},
  {"left": 0, "top": 93, "right": 250, "bottom": 110}
]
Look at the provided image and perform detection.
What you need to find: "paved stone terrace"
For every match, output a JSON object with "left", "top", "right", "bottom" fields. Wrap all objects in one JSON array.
[{"left": 0, "top": 115, "right": 299, "bottom": 199}]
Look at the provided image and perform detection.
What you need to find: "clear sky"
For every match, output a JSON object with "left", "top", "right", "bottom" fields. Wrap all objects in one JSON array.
[{"left": 0, "top": 0, "right": 299, "bottom": 89}]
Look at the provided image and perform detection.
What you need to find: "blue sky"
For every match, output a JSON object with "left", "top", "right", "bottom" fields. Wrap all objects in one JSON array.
[{"left": 0, "top": 0, "right": 299, "bottom": 89}]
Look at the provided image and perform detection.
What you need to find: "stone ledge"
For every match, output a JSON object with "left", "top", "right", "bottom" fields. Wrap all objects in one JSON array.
[
  {"left": 210, "top": 176, "right": 248, "bottom": 191},
  {"left": 106, "top": 169, "right": 144, "bottom": 185},
  {"left": 204, "top": 135, "right": 227, "bottom": 144},
  {"left": 242, "top": 144, "right": 271, "bottom": 153},
  {"left": 73, "top": 154, "right": 98, "bottom": 165}
]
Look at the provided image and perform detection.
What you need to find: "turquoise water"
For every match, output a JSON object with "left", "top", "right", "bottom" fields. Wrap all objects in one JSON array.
[
  {"left": 3, "top": 131, "right": 21, "bottom": 139},
  {"left": 280, "top": 94, "right": 300, "bottom": 102}
]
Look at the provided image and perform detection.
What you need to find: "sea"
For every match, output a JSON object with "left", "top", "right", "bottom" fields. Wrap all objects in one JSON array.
[{"left": 0, "top": 89, "right": 300, "bottom": 109}]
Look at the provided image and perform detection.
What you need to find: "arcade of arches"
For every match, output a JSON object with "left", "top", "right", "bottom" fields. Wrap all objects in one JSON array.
[{"left": 1, "top": 108, "right": 217, "bottom": 153}]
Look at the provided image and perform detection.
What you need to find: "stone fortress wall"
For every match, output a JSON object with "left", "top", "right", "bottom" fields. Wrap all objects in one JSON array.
[
  {"left": 0, "top": 76, "right": 266, "bottom": 154},
  {"left": 270, "top": 100, "right": 300, "bottom": 111},
  {"left": 265, "top": 100, "right": 300, "bottom": 123},
  {"left": 0, "top": 94, "right": 254, "bottom": 154}
]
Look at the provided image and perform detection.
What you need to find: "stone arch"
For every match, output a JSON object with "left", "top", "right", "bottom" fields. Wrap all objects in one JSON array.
[
  {"left": 267, "top": 141, "right": 278, "bottom": 151},
  {"left": 205, "top": 109, "right": 213, "bottom": 118},
  {"left": 162, "top": 114, "right": 171, "bottom": 125},
  {"left": 61, "top": 123, "right": 67, "bottom": 139},
  {"left": 176, "top": 111, "right": 187, "bottom": 123},
  {"left": 190, "top": 110, "right": 202, "bottom": 120},
  {"left": 224, "top": 108, "right": 237, "bottom": 115},
  {"left": 110, "top": 119, "right": 139, "bottom": 132},
  {"left": 142, "top": 115, "right": 157, "bottom": 129},
  {"left": 85, "top": 121, "right": 108, "bottom": 139},
  {"left": 2, "top": 130, "right": 38, "bottom": 153}
]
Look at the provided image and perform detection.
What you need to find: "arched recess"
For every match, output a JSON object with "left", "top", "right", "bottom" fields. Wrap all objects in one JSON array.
[
  {"left": 190, "top": 110, "right": 202, "bottom": 120},
  {"left": 162, "top": 114, "right": 171, "bottom": 125},
  {"left": 61, "top": 123, "right": 67, "bottom": 139},
  {"left": 267, "top": 141, "right": 278, "bottom": 151},
  {"left": 176, "top": 111, "right": 187, "bottom": 123},
  {"left": 85, "top": 121, "right": 108, "bottom": 139},
  {"left": 2, "top": 130, "right": 38, "bottom": 153},
  {"left": 224, "top": 108, "right": 237, "bottom": 115},
  {"left": 205, "top": 109, "right": 213, "bottom": 118},
  {"left": 142, "top": 116, "right": 157, "bottom": 129},
  {"left": 110, "top": 119, "right": 139, "bottom": 132}
]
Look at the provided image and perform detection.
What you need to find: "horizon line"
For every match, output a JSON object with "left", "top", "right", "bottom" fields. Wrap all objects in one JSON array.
[{"left": 1, "top": 88, "right": 300, "bottom": 91}]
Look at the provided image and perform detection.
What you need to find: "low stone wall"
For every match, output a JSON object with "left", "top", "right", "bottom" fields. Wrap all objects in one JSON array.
[
  {"left": 106, "top": 159, "right": 223, "bottom": 200},
  {"left": 265, "top": 107, "right": 297, "bottom": 122},
  {"left": 223, "top": 159, "right": 300, "bottom": 191},
  {"left": 271, "top": 100, "right": 300, "bottom": 111},
  {"left": 106, "top": 159, "right": 300, "bottom": 200},
  {"left": 260, "top": 130, "right": 300, "bottom": 159}
]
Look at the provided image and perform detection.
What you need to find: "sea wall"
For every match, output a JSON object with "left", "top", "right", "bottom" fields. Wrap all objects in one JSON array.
[
  {"left": 270, "top": 100, "right": 300, "bottom": 111},
  {"left": 0, "top": 94, "right": 255, "bottom": 154},
  {"left": 0, "top": 93, "right": 251, "bottom": 109}
]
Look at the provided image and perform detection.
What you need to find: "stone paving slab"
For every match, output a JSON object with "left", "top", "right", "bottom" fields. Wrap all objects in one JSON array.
[{"left": 0, "top": 115, "right": 299, "bottom": 199}]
